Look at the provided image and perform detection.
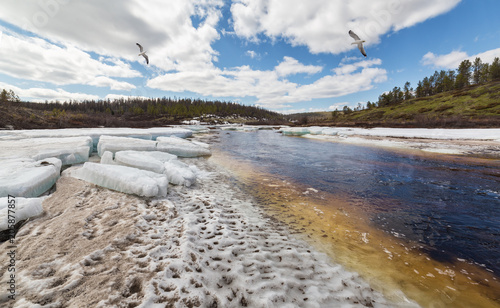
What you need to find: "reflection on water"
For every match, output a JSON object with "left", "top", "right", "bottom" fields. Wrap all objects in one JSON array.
[{"left": 211, "top": 129, "right": 500, "bottom": 307}]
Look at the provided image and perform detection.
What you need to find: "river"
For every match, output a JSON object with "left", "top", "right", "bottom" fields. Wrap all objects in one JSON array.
[{"left": 209, "top": 129, "right": 500, "bottom": 307}]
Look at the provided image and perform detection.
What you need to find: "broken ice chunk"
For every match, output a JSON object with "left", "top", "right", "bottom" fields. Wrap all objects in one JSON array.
[
  {"left": 97, "top": 136, "right": 157, "bottom": 157},
  {"left": 0, "top": 197, "right": 45, "bottom": 231},
  {"left": 0, "top": 158, "right": 62, "bottom": 198},
  {"left": 69, "top": 162, "right": 168, "bottom": 197},
  {"left": 100, "top": 151, "right": 196, "bottom": 186},
  {"left": 0, "top": 136, "right": 92, "bottom": 165},
  {"left": 156, "top": 136, "right": 211, "bottom": 157}
]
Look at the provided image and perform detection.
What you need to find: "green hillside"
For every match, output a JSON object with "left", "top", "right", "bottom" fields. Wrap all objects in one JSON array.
[{"left": 291, "top": 81, "right": 500, "bottom": 128}]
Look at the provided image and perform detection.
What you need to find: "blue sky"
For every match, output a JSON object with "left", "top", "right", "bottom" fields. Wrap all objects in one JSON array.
[{"left": 0, "top": 0, "right": 499, "bottom": 114}]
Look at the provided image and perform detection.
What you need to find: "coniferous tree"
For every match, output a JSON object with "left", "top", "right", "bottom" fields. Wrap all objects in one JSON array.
[
  {"left": 480, "top": 63, "right": 490, "bottom": 83},
  {"left": 490, "top": 57, "right": 500, "bottom": 80},
  {"left": 472, "top": 57, "right": 483, "bottom": 85},
  {"left": 403, "top": 81, "right": 413, "bottom": 100},
  {"left": 0, "top": 89, "right": 8, "bottom": 103},
  {"left": 455, "top": 59, "right": 472, "bottom": 88}
]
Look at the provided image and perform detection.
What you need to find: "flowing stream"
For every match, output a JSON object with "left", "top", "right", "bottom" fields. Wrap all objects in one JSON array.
[{"left": 210, "top": 129, "right": 500, "bottom": 307}]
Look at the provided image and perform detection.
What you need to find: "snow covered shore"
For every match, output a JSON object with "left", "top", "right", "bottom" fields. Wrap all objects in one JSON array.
[
  {"left": 0, "top": 156, "right": 407, "bottom": 307},
  {"left": 278, "top": 127, "right": 500, "bottom": 157}
]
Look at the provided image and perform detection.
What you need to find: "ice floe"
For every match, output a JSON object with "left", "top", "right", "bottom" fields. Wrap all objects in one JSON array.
[
  {"left": 67, "top": 162, "right": 168, "bottom": 197},
  {"left": 101, "top": 151, "right": 197, "bottom": 186},
  {"left": 0, "top": 158, "right": 61, "bottom": 198},
  {"left": 0, "top": 136, "right": 92, "bottom": 165},
  {"left": 157, "top": 136, "right": 212, "bottom": 157},
  {"left": 0, "top": 127, "right": 193, "bottom": 152},
  {"left": 97, "top": 136, "right": 157, "bottom": 157},
  {"left": 0, "top": 197, "right": 45, "bottom": 231}
]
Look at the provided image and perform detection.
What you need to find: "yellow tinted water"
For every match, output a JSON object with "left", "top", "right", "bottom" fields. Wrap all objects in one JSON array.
[{"left": 211, "top": 151, "right": 500, "bottom": 308}]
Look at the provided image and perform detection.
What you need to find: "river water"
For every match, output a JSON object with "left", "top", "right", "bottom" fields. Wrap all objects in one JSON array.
[{"left": 210, "top": 129, "right": 500, "bottom": 307}]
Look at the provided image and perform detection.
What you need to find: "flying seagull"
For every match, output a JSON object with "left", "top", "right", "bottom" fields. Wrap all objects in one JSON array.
[
  {"left": 349, "top": 30, "right": 367, "bottom": 57},
  {"left": 136, "top": 43, "right": 149, "bottom": 65}
]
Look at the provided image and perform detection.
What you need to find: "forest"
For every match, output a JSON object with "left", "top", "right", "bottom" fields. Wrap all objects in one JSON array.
[
  {"left": 365, "top": 57, "right": 500, "bottom": 110},
  {"left": 0, "top": 95, "right": 286, "bottom": 129}
]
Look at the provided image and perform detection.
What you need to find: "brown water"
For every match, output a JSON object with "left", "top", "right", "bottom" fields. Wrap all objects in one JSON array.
[{"left": 210, "top": 130, "right": 500, "bottom": 307}]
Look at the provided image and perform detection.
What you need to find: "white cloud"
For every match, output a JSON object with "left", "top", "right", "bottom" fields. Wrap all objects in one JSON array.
[
  {"left": 105, "top": 94, "right": 150, "bottom": 101},
  {"left": 421, "top": 48, "right": 500, "bottom": 69},
  {"left": 246, "top": 50, "right": 259, "bottom": 59},
  {"left": 147, "top": 57, "right": 386, "bottom": 109},
  {"left": 0, "top": 82, "right": 99, "bottom": 102},
  {"left": 328, "top": 103, "right": 349, "bottom": 111},
  {"left": 0, "top": 32, "right": 139, "bottom": 90},
  {"left": 230, "top": 0, "right": 461, "bottom": 54},
  {"left": 0, "top": 0, "right": 224, "bottom": 71},
  {"left": 421, "top": 51, "right": 468, "bottom": 69},
  {"left": 275, "top": 56, "right": 323, "bottom": 77}
]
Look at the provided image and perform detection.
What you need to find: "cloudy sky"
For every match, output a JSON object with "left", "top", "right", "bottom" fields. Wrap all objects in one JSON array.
[{"left": 0, "top": 0, "right": 499, "bottom": 113}]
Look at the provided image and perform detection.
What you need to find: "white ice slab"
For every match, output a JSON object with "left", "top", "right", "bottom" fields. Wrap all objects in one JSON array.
[
  {"left": 0, "top": 136, "right": 92, "bottom": 165},
  {"left": 0, "top": 197, "right": 45, "bottom": 231},
  {"left": 113, "top": 151, "right": 168, "bottom": 174},
  {"left": 97, "top": 136, "right": 157, "bottom": 157},
  {"left": 0, "top": 127, "right": 192, "bottom": 154},
  {"left": 0, "top": 158, "right": 62, "bottom": 198},
  {"left": 163, "top": 160, "right": 197, "bottom": 187},
  {"left": 101, "top": 151, "right": 196, "bottom": 186},
  {"left": 69, "top": 162, "right": 168, "bottom": 197},
  {"left": 280, "top": 127, "right": 310, "bottom": 136},
  {"left": 146, "top": 127, "right": 193, "bottom": 140},
  {"left": 156, "top": 136, "right": 211, "bottom": 157}
]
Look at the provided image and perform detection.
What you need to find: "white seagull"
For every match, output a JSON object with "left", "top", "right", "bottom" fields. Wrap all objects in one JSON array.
[
  {"left": 349, "top": 30, "right": 367, "bottom": 57},
  {"left": 136, "top": 43, "right": 149, "bottom": 65}
]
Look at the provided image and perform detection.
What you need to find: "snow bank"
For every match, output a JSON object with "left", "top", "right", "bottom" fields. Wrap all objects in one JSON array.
[
  {"left": 0, "top": 136, "right": 92, "bottom": 165},
  {"left": 101, "top": 151, "right": 197, "bottom": 186},
  {"left": 0, "top": 197, "right": 45, "bottom": 231},
  {"left": 69, "top": 162, "right": 168, "bottom": 197},
  {"left": 157, "top": 136, "right": 212, "bottom": 157},
  {"left": 97, "top": 136, "right": 157, "bottom": 157},
  {"left": 0, "top": 158, "right": 62, "bottom": 198},
  {"left": 279, "top": 127, "right": 500, "bottom": 140}
]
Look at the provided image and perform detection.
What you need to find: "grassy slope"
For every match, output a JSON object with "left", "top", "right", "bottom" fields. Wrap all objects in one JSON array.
[{"left": 295, "top": 81, "right": 500, "bottom": 128}]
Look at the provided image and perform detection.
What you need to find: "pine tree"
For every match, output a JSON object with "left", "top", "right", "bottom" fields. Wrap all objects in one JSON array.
[
  {"left": 490, "top": 57, "right": 500, "bottom": 80},
  {"left": 480, "top": 63, "right": 490, "bottom": 83},
  {"left": 0, "top": 89, "right": 8, "bottom": 103},
  {"left": 472, "top": 57, "right": 482, "bottom": 84},
  {"left": 403, "top": 81, "right": 413, "bottom": 100},
  {"left": 455, "top": 59, "right": 472, "bottom": 88}
]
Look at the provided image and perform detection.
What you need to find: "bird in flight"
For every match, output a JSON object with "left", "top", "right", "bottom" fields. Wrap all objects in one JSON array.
[
  {"left": 349, "top": 30, "right": 367, "bottom": 57},
  {"left": 136, "top": 43, "right": 149, "bottom": 65}
]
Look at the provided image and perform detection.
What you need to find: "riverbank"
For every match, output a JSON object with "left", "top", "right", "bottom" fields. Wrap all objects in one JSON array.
[
  {"left": 278, "top": 127, "right": 500, "bottom": 158},
  {"left": 0, "top": 152, "right": 401, "bottom": 307}
]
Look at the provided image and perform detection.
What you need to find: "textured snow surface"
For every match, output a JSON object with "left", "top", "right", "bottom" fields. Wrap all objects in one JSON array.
[
  {"left": 0, "top": 136, "right": 92, "bottom": 165},
  {"left": 0, "top": 157, "right": 62, "bottom": 198},
  {"left": 0, "top": 197, "right": 45, "bottom": 231},
  {"left": 68, "top": 162, "right": 168, "bottom": 197},
  {"left": 1, "top": 159, "right": 408, "bottom": 307}
]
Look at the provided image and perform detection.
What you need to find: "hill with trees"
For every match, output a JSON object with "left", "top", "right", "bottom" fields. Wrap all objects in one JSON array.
[
  {"left": 290, "top": 57, "right": 500, "bottom": 128},
  {"left": 0, "top": 96, "right": 287, "bottom": 129}
]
